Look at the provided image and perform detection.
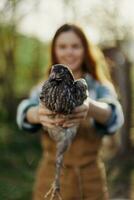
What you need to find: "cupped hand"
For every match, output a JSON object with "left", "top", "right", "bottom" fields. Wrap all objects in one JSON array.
[
  {"left": 62, "top": 97, "right": 90, "bottom": 128},
  {"left": 38, "top": 103, "right": 65, "bottom": 129}
]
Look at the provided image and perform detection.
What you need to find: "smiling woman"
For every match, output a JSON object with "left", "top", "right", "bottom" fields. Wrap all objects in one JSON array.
[
  {"left": 54, "top": 31, "right": 84, "bottom": 73},
  {"left": 17, "top": 24, "right": 124, "bottom": 200}
]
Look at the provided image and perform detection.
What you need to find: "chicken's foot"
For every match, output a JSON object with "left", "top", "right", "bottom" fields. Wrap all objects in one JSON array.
[{"left": 44, "top": 182, "right": 62, "bottom": 200}]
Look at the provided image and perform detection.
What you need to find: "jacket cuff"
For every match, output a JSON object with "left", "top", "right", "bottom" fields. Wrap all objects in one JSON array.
[
  {"left": 93, "top": 100, "right": 124, "bottom": 135},
  {"left": 16, "top": 100, "right": 42, "bottom": 133}
]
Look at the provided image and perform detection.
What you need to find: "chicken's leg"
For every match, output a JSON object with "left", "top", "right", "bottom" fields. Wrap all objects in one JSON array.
[
  {"left": 44, "top": 139, "right": 68, "bottom": 200},
  {"left": 44, "top": 127, "right": 77, "bottom": 200}
]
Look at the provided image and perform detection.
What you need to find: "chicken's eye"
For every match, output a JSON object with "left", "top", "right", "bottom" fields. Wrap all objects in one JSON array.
[{"left": 59, "top": 68, "right": 64, "bottom": 74}]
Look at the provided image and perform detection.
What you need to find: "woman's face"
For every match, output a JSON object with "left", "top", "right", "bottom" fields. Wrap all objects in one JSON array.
[{"left": 54, "top": 31, "right": 84, "bottom": 72}]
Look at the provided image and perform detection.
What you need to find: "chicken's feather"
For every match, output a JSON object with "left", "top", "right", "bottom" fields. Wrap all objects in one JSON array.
[{"left": 40, "top": 64, "right": 88, "bottom": 200}]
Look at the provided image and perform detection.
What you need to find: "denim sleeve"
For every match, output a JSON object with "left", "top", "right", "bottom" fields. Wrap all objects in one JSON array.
[
  {"left": 93, "top": 84, "right": 124, "bottom": 135},
  {"left": 16, "top": 87, "right": 42, "bottom": 133}
]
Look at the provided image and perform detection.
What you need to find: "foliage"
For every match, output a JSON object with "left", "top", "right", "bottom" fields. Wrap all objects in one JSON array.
[
  {"left": 0, "top": 24, "right": 50, "bottom": 121},
  {"left": 0, "top": 24, "right": 49, "bottom": 199},
  {"left": 0, "top": 123, "right": 42, "bottom": 200}
]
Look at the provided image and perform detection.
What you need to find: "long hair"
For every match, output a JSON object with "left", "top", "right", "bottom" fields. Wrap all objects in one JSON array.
[{"left": 47, "top": 24, "right": 112, "bottom": 84}]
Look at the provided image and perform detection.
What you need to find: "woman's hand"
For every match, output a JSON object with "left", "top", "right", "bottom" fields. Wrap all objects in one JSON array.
[
  {"left": 38, "top": 97, "right": 90, "bottom": 129},
  {"left": 62, "top": 97, "right": 90, "bottom": 128},
  {"left": 38, "top": 103, "right": 65, "bottom": 129},
  {"left": 61, "top": 96, "right": 113, "bottom": 127}
]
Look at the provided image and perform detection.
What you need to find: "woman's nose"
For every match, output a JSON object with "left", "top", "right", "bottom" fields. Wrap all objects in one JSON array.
[{"left": 65, "top": 47, "right": 74, "bottom": 55}]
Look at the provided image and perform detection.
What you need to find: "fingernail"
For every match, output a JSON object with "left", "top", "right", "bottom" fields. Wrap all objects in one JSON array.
[
  {"left": 62, "top": 124, "right": 66, "bottom": 128},
  {"left": 68, "top": 123, "right": 74, "bottom": 127}
]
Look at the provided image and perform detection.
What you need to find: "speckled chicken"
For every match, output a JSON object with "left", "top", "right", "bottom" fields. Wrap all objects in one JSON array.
[{"left": 40, "top": 64, "right": 88, "bottom": 200}]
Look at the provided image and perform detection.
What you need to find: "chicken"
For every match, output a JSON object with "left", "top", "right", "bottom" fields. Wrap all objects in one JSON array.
[{"left": 40, "top": 64, "right": 88, "bottom": 200}]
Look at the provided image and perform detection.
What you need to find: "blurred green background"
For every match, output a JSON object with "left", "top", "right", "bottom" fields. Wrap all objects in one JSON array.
[{"left": 0, "top": 0, "right": 134, "bottom": 199}]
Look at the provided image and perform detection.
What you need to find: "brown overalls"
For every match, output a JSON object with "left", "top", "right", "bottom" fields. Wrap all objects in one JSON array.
[{"left": 33, "top": 119, "right": 109, "bottom": 200}]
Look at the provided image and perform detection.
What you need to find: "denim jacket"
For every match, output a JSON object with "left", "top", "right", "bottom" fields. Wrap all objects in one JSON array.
[{"left": 16, "top": 74, "right": 124, "bottom": 135}]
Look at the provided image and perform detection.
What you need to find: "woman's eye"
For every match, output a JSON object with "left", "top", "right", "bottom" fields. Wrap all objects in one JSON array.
[
  {"left": 72, "top": 44, "right": 80, "bottom": 49},
  {"left": 59, "top": 45, "right": 66, "bottom": 49}
]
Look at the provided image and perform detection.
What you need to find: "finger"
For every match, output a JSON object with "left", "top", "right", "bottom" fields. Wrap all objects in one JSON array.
[
  {"left": 41, "top": 121, "right": 55, "bottom": 128},
  {"left": 67, "top": 111, "right": 87, "bottom": 119},
  {"left": 40, "top": 116, "right": 65, "bottom": 127},
  {"left": 62, "top": 124, "right": 74, "bottom": 128},
  {"left": 68, "top": 116, "right": 86, "bottom": 121},
  {"left": 40, "top": 116, "right": 55, "bottom": 124},
  {"left": 62, "top": 122, "right": 79, "bottom": 128},
  {"left": 55, "top": 118, "right": 65, "bottom": 123},
  {"left": 39, "top": 108, "right": 55, "bottom": 115},
  {"left": 63, "top": 119, "right": 81, "bottom": 126},
  {"left": 56, "top": 114, "right": 66, "bottom": 119},
  {"left": 63, "top": 117, "right": 85, "bottom": 124},
  {"left": 73, "top": 105, "right": 87, "bottom": 113},
  {"left": 43, "top": 123, "right": 55, "bottom": 129},
  {"left": 54, "top": 115, "right": 66, "bottom": 123}
]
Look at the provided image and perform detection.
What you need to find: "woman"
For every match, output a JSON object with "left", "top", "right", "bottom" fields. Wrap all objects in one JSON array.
[{"left": 17, "top": 24, "right": 124, "bottom": 200}]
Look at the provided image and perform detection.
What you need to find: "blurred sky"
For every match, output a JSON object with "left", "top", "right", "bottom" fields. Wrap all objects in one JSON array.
[{"left": 15, "top": 0, "right": 134, "bottom": 43}]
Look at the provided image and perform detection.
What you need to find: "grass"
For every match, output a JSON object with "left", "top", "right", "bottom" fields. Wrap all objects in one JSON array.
[{"left": 0, "top": 123, "right": 42, "bottom": 200}]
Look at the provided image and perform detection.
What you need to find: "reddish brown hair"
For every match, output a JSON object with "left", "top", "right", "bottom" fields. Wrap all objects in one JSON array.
[{"left": 47, "top": 24, "right": 112, "bottom": 83}]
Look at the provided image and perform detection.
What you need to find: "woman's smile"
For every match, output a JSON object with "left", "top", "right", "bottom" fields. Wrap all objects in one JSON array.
[{"left": 55, "top": 31, "right": 84, "bottom": 72}]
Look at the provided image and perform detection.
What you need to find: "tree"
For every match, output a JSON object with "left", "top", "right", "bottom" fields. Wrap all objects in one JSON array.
[
  {"left": 0, "top": 0, "right": 41, "bottom": 120},
  {"left": 83, "top": 0, "right": 134, "bottom": 198}
]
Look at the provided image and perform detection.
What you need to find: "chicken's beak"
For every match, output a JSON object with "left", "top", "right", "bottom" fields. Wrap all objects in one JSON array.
[
  {"left": 49, "top": 72, "right": 56, "bottom": 81},
  {"left": 50, "top": 72, "right": 62, "bottom": 81}
]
